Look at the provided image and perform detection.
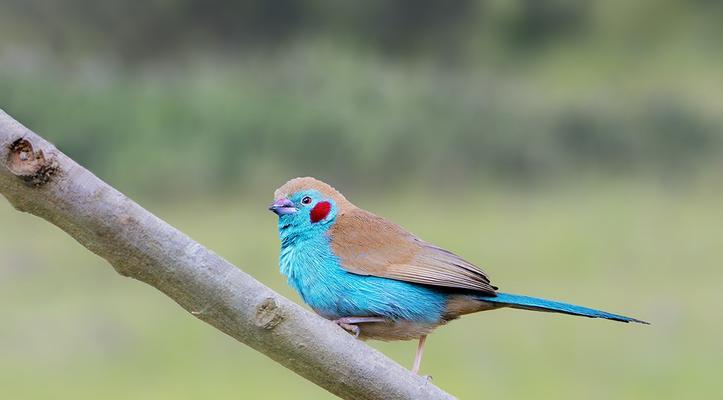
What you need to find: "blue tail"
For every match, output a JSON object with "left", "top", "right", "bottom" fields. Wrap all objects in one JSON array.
[{"left": 483, "top": 292, "right": 648, "bottom": 324}]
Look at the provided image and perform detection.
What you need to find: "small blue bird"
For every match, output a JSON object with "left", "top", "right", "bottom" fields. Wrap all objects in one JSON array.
[{"left": 269, "top": 177, "right": 647, "bottom": 374}]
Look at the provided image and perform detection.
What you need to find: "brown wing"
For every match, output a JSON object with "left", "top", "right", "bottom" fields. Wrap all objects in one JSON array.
[{"left": 329, "top": 208, "right": 497, "bottom": 294}]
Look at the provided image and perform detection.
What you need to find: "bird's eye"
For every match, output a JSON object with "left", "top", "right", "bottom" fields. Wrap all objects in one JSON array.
[{"left": 301, "top": 196, "right": 312, "bottom": 205}]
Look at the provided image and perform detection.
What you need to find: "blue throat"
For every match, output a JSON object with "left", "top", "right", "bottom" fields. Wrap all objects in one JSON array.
[{"left": 277, "top": 219, "right": 447, "bottom": 323}]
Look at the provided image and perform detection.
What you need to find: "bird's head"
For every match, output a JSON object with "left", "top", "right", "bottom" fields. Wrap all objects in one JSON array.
[{"left": 269, "top": 177, "right": 350, "bottom": 239}]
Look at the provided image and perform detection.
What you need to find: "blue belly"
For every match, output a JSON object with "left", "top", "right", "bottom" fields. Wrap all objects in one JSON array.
[{"left": 279, "top": 235, "right": 447, "bottom": 324}]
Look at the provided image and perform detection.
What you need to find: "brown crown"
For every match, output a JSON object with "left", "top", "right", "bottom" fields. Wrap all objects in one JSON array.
[{"left": 274, "top": 177, "right": 352, "bottom": 209}]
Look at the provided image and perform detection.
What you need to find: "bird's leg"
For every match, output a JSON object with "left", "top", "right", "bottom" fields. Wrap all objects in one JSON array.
[
  {"left": 333, "top": 317, "right": 386, "bottom": 338},
  {"left": 412, "top": 335, "right": 427, "bottom": 374}
]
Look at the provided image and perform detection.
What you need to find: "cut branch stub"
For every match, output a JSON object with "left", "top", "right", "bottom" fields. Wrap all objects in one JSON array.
[{"left": 6, "top": 138, "right": 57, "bottom": 186}]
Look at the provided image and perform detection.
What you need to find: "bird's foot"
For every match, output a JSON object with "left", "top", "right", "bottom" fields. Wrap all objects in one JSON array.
[
  {"left": 333, "top": 317, "right": 386, "bottom": 338},
  {"left": 336, "top": 322, "right": 360, "bottom": 338}
]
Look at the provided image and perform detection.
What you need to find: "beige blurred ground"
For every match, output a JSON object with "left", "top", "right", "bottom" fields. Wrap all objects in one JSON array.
[{"left": 1, "top": 180, "right": 721, "bottom": 399}]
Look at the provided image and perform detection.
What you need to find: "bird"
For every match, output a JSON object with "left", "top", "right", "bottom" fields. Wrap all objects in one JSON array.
[{"left": 268, "top": 177, "right": 647, "bottom": 374}]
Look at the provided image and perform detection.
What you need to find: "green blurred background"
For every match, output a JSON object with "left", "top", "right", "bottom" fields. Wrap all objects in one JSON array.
[{"left": 0, "top": 1, "right": 721, "bottom": 399}]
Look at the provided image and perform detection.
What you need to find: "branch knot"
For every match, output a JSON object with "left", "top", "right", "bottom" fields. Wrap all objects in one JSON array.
[
  {"left": 7, "top": 138, "right": 57, "bottom": 186},
  {"left": 255, "top": 297, "right": 284, "bottom": 330}
]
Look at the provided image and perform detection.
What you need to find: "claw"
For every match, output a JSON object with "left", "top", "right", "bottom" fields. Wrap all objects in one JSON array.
[
  {"left": 335, "top": 322, "right": 360, "bottom": 338},
  {"left": 332, "top": 317, "right": 385, "bottom": 339}
]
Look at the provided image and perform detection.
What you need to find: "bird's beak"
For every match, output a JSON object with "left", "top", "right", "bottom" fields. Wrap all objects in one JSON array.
[{"left": 268, "top": 198, "right": 297, "bottom": 215}]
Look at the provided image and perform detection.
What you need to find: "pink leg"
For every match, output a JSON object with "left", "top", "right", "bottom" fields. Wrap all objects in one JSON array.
[
  {"left": 412, "top": 335, "right": 427, "bottom": 374},
  {"left": 333, "top": 317, "right": 386, "bottom": 338}
]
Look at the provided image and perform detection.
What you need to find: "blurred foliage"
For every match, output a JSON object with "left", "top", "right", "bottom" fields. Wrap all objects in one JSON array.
[
  {"left": 0, "top": 0, "right": 721, "bottom": 195},
  {"left": 1, "top": 0, "right": 721, "bottom": 64}
]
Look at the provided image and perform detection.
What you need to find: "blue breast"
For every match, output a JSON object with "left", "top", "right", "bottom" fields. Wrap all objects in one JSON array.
[{"left": 279, "top": 232, "right": 447, "bottom": 323}]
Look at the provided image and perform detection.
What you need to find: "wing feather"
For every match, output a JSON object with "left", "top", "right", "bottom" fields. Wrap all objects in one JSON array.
[{"left": 329, "top": 208, "right": 497, "bottom": 294}]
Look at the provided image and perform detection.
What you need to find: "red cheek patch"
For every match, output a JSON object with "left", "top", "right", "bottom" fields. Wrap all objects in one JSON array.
[{"left": 310, "top": 201, "right": 331, "bottom": 223}]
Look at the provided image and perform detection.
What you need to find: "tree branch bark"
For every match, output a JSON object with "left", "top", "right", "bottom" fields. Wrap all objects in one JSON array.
[{"left": 0, "top": 109, "right": 454, "bottom": 400}]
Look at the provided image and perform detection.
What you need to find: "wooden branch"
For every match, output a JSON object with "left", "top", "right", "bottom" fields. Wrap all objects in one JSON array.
[{"left": 0, "top": 109, "right": 454, "bottom": 400}]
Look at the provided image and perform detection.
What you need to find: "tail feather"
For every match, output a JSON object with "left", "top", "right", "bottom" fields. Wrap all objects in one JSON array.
[{"left": 483, "top": 292, "right": 649, "bottom": 324}]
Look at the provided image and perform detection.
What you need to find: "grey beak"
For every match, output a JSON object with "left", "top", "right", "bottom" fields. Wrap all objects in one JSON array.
[{"left": 268, "top": 198, "right": 297, "bottom": 215}]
